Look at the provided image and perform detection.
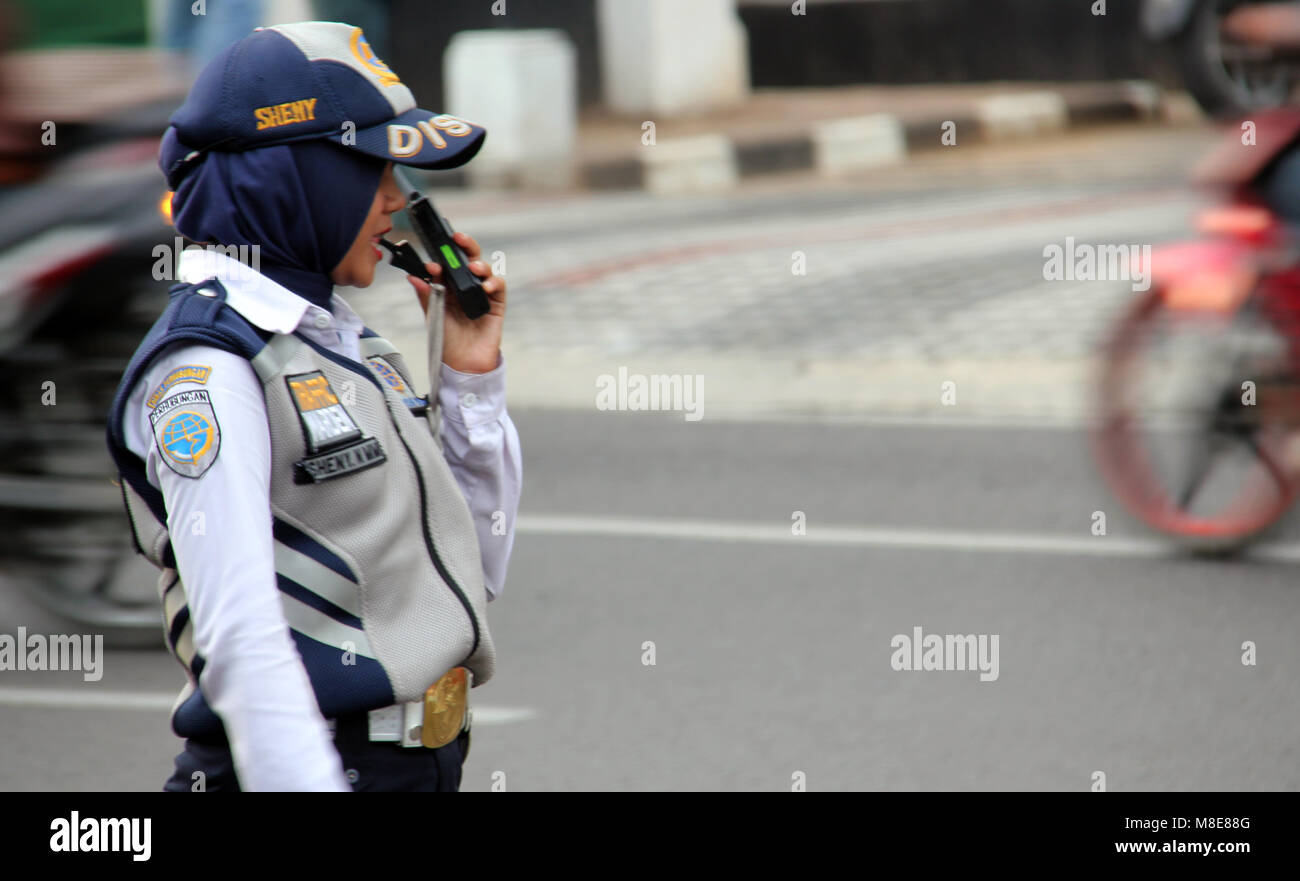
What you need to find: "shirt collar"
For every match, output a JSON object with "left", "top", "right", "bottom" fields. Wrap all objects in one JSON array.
[
  {"left": 177, "top": 248, "right": 362, "bottom": 335},
  {"left": 330, "top": 293, "right": 365, "bottom": 335}
]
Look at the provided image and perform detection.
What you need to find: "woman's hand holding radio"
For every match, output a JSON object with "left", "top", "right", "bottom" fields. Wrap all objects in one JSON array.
[{"left": 405, "top": 231, "right": 507, "bottom": 374}]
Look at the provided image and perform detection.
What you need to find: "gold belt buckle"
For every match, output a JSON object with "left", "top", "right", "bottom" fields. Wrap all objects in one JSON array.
[{"left": 421, "top": 666, "right": 470, "bottom": 749}]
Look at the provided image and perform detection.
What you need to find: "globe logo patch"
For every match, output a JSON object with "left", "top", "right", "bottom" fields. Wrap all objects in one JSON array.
[
  {"left": 150, "top": 390, "right": 221, "bottom": 478},
  {"left": 162, "top": 412, "right": 213, "bottom": 461}
]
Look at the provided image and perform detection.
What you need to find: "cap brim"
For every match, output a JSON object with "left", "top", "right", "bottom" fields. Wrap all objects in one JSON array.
[{"left": 332, "top": 107, "right": 486, "bottom": 169}]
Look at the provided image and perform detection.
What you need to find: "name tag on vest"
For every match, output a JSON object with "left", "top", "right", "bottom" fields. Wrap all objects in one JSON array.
[
  {"left": 294, "top": 436, "right": 387, "bottom": 484},
  {"left": 286, "top": 370, "right": 386, "bottom": 483}
]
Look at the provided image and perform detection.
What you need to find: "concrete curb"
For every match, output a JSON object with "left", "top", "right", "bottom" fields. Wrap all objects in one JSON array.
[
  {"left": 495, "top": 348, "right": 1100, "bottom": 424},
  {"left": 576, "top": 81, "right": 1165, "bottom": 194}
]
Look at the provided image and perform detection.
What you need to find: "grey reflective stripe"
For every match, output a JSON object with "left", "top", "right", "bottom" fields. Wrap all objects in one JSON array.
[
  {"left": 359, "top": 336, "right": 398, "bottom": 358},
  {"left": 174, "top": 619, "right": 196, "bottom": 669},
  {"left": 278, "top": 592, "right": 374, "bottom": 657},
  {"left": 250, "top": 334, "right": 301, "bottom": 383},
  {"left": 273, "top": 540, "right": 362, "bottom": 618},
  {"left": 173, "top": 680, "right": 195, "bottom": 714},
  {"left": 162, "top": 576, "right": 197, "bottom": 667},
  {"left": 124, "top": 482, "right": 169, "bottom": 567},
  {"left": 163, "top": 580, "right": 187, "bottom": 632}
]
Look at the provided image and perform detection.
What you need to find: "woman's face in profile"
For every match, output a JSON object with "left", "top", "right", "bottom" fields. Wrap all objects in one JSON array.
[{"left": 330, "top": 162, "right": 407, "bottom": 288}]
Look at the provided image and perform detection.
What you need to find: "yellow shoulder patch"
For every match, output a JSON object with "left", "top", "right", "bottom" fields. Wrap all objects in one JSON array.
[{"left": 147, "top": 365, "right": 212, "bottom": 409}]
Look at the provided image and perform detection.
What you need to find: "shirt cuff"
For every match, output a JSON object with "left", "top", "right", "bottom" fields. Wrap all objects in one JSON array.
[{"left": 439, "top": 353, "right": 506, "bottom": 429}]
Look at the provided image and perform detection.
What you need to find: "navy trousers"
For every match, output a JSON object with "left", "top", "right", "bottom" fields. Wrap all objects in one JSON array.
[{"left": 163, "top": 714, "right": 469, "bottom": 792}]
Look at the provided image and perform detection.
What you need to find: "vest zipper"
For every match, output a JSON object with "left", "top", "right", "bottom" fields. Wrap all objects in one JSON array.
[
  {"left": 294, "top": 335, "right": 481, "bottom": 658},
  {"left": 389, "top": 422, "right": 482, "bottom": 657}
]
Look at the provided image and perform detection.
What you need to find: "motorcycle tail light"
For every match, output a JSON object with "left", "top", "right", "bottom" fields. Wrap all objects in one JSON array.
[
  {"left": 1194, "top": 206, "right": 1274, "bottom": 238},
  {"left": 1163, "top": 268, "right": 1256, "bottom": 313}
]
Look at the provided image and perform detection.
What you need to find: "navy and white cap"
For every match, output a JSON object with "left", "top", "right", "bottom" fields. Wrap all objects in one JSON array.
[{"left": 163, "top": 21, "right": 485, "bottom": 187}]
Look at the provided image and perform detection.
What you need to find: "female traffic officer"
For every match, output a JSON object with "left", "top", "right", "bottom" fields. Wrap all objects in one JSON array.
[{"left": 106, "top": 21, "right": 521, "bottom": 791}]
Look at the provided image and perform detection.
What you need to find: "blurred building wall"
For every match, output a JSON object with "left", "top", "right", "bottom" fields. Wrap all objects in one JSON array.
[
  {"left": 385, "top": 0, "right": 1180, "bottom": 113},
  {"left": 739, "top": 0, "right": 1179, "bottom": 88}
]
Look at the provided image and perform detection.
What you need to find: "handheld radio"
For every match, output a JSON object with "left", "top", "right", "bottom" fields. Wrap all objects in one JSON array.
[{"left": 379, "top": 171, "right": 491, "bottom": 320}]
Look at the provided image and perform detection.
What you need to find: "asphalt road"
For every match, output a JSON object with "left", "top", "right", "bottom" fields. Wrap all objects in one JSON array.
[
  {"left": 3, "top": 121, "right": 1299, "bottom": 791},
  {"left": 3, "top": 410, "right": 1300, "bottom": 791},
  {"left": 467, "top": 410, "right": 1300, "bottom": 792}
]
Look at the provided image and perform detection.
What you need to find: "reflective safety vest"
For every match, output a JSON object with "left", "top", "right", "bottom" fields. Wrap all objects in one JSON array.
[{"left": 106, "top": 279, "right": 494, "bottom": 740}]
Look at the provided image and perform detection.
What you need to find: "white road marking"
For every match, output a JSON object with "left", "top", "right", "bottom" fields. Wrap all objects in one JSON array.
[
  {"left": 518, "top": 513, "right": 1300, "bottom": 561},
  {"left": 682, "top": 410, "right": 1091, "bottom": 430},
  {"left": 472, "top": 706, "right": 538, "bottom": 725},
  {"left": 0, "top": 687, "right": 175, "bottom": 711},
  {"left": 0, "top": 687, "right": 536, "bottom": 724}
]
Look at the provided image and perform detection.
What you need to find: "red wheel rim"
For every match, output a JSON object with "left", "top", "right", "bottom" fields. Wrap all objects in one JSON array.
[{"left": 1091, "top": 287, "right": 1298, "bottom": 543}]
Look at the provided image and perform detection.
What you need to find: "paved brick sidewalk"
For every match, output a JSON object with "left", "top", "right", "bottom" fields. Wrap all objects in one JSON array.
[
  {"left": 361, "top": 127, "right": 1215, "bottom": 423},
  {"left": 352, "top": 114, "right": 1224, "bottom": 424}
]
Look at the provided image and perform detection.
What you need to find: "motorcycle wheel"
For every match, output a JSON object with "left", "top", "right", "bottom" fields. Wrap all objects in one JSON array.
[
  {"left": 1176, "top": 0, "right": 1300, "bottom": 119},
  {"left": 1091, "top": 285, "right": 1300, "bottom": 554}
]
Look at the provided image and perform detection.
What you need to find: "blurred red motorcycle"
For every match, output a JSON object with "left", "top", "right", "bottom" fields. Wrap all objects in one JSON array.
[{"left": 1093, "top": 110, "right": 1300, "bottom": 551}]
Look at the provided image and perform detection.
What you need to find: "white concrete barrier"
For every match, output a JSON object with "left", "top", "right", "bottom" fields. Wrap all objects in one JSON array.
[
  {"left": 597, "top": 0, "right": 749, "bottom": 116},
  {"left": 445, "top": 30, "right": 577, "bottom": 189},
  {"left": 641, "top": 135, "right": 737, "bottom": 195},
  {"left": 977, "top": 91, "right": 1068, "bottom": 140},
  {"left": 1123, "top": 80, "right": 1163, "bottom": 119},
  {"left": 812, "top": 114, "right": 906, "bottom": 177}
]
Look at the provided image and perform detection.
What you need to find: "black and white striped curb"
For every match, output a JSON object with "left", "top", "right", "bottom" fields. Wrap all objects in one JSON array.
[{"left": 579, "top": 81, "right": 1164, "bottom": 193}]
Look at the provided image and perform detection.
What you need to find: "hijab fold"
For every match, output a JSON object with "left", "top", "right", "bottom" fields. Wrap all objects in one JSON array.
[{"left": 161, "top": 131, "right": 385, "bottom": 309}]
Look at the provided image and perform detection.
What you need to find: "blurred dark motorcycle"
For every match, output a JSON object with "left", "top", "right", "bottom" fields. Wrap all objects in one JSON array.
[
  {"left": 1145, "top": 0, "right": 1300, "bottom": 117},
  {"left": 0, "top": 51, "right": 179, "bottom": 646}
]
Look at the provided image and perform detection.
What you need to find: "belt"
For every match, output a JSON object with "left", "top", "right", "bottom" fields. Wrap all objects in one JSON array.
[
  {"left": 327, "top": 701, "right": 473, "bottom": 748},
  {"left": 328, "top": 666, "right": 472, "bottom": 750}
]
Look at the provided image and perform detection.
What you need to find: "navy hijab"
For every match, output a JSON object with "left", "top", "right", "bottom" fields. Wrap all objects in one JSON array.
[{"left": 162, "top": 132, "right": 386, "bottom": 308}]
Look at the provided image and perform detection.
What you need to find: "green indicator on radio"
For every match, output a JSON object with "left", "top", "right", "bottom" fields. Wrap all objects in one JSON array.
[{"left": 440, "top": 244, "right": 461, "bottom": 269}]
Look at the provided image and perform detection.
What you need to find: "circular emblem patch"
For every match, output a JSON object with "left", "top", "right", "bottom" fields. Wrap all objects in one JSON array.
[
  {"left": 349, "top": 27, "right": 400, "bottom": 87},
  {"left": 161, "top": 411, "right": 214, "bottom": 465},
  {"left": 150, "top": 389, "right": 222, "bottom": 479}
]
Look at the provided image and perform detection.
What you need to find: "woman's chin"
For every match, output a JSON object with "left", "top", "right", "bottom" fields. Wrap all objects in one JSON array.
[{"left": 333, "top": 265, "right": 374, "bottom": 289}]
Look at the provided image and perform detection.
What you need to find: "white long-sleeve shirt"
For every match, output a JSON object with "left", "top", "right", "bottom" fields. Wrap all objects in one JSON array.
[{"left": 123, "top": 250, "right": 522, "bottom": 791}]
